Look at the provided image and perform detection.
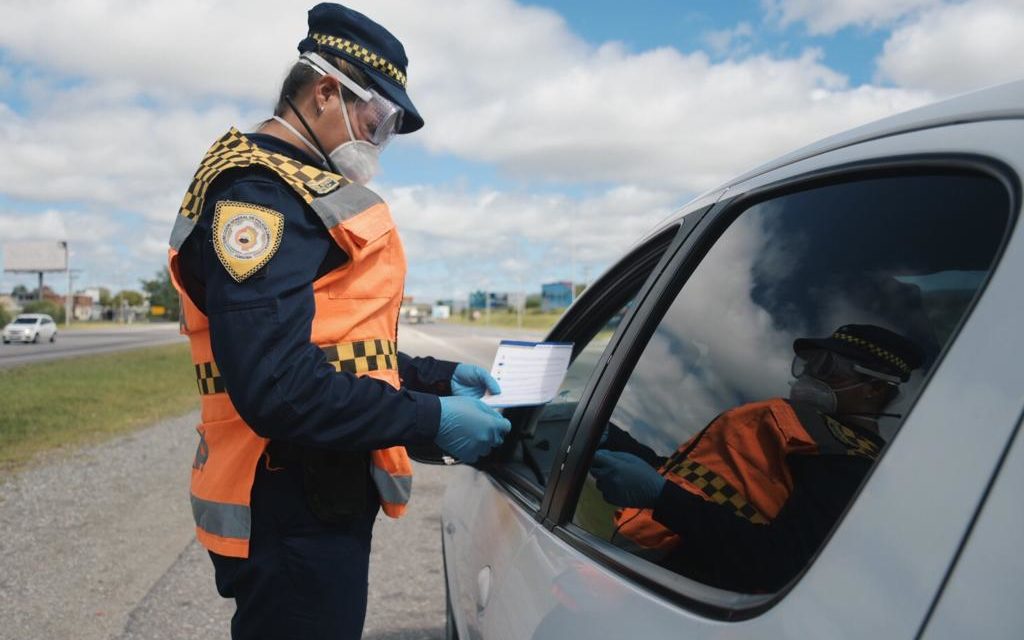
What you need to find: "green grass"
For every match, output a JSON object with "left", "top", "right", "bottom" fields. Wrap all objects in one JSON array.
[
  {"left": 0, "top": 343, "right": 198, "bottom": 471},
  {"left": 443, "top": 311, "right": 563, "bottom": 332}
]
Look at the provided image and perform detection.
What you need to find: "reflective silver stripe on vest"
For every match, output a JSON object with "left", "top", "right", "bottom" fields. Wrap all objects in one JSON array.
[
  {"left": 370, "top": 465, "right": 412, "bottom": 505},
  {"left": 309, "top": 182, "right": 384, "bottom": 228},
  {"left": 169, "top": 215, "right": 197, "bottom": 251},
  {"left": 190, "top": 494, "right": 251, "bottom": 540}
]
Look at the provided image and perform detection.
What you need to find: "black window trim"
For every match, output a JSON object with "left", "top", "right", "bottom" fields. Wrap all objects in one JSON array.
[
  {"left": 480, "top": 214, "right": 707, "bottom": 517},
  {"left": 541, "top": 153, "right": 1021, "bottom": 621}
]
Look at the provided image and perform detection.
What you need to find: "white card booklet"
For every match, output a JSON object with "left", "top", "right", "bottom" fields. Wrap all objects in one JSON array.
[{"left": 481, "top": 340, "right": 574, "bottom": 408}]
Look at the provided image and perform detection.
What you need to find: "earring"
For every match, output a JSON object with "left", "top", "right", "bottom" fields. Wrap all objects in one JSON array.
[{"left": 317, "top": 104, "right": 324, "bottom": 115}]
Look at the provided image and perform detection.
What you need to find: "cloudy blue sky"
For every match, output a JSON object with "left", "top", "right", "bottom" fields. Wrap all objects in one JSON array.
[{"left": 0, "top": 0, "right": 1021, "bottom": 302}]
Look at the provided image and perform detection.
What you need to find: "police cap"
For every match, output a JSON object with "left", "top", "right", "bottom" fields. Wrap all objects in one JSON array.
[
  {"left": 298, "top": 3, "right": 423, "bottom": 133},
  {"left": 793, "top": 324, "right": 925, "bottom": 382}
]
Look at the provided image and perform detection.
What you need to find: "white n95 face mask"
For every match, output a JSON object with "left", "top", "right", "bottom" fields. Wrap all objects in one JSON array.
[
  {"left": 789, "top": 375, "right": 840, "bottom": 413},
  {"left": 271, "top": 109, "right": 380, "bottom": 186},
  {"left": 329, "top": 141, "right": 379, "bottom": 185}
]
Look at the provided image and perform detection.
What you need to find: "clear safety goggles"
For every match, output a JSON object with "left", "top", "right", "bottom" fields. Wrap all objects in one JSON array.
[
  {"left": 300, "top": 51, "right": 404, "bottom": 147},
  {"left": 791, "top": 350, "right": 903, "bottom": 385}
]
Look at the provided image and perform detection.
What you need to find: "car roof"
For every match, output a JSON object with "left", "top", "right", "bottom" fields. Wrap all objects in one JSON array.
[
  {"left": 15, "top": 313, "right": 49, "bottom": 319},
  {"left": 655, "top": 79, "right": 1024, "bottom": 232}
]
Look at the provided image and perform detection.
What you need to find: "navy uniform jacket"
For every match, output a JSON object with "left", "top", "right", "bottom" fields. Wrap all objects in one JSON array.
[{"left": 177, "top": 132, "right": 455, "bottom": 451}]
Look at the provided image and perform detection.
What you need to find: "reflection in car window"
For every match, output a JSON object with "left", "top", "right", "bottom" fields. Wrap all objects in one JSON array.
[{"left": 573, "top": 172, "right": 1009, "bottom": 593}]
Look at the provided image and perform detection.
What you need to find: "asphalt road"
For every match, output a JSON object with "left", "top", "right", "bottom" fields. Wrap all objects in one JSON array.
[
  {"left": 0, "top": 321, "right": 542, "bottom": 640},
  {"left": 0, "top": 324, "right": 185, "bottom": 370}
]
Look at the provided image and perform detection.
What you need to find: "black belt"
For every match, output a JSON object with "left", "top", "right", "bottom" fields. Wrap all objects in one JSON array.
[{"left": 264, "top": 441, "right": 373, "bottom": 522}]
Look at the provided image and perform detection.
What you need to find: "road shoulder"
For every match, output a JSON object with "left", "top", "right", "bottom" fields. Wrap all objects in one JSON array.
[{"left": 0, "top": 411, "right": 200, "bottom": 640}]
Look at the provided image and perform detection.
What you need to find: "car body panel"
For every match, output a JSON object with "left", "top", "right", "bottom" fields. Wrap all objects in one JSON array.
[
  {"left": 919, "top": 414, "right": 1024, "bottom": 640},
  {"left": 441, "top": 466, "right": 541, "bottom": 640},
  {"left": 443, "top": 85, "right": 1024, "bottom": 639}
]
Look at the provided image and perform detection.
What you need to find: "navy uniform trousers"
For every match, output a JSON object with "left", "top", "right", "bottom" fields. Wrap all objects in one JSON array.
[{"left": 209, "top": 456, "right": 379, "bottom": 640}]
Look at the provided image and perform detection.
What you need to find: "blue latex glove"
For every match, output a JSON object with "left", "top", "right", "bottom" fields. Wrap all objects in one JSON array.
[
  {"left": 450, "top": 363, "right": 502, "bottom": 398},
  {"left": 589, "top": 450, "right": 667, "bottom": 508},
  {"left": 435, "top": 396, "right": 512, "bottom": 463}
]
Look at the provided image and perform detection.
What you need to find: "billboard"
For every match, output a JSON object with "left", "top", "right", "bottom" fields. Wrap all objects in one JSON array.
[{"left": 2, "top": 241, "right": 68, "bottom": 272}]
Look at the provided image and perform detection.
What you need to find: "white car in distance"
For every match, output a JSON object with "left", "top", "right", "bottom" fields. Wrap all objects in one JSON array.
[{"left": 2, "top": 313, "right": 58, "bottom": 344}]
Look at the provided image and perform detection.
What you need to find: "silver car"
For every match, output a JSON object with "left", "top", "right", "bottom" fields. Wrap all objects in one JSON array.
[
  {"left": 2, "top": 313, "right": 58, "bottom": 344},
  {"left": 424, "top": 80, "right": 1024, "bottom": 639}
]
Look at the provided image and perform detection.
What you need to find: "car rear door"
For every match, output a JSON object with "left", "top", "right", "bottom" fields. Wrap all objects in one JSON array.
[{"left": 492, "top": 118, "right": 1024, "bottom": 639}]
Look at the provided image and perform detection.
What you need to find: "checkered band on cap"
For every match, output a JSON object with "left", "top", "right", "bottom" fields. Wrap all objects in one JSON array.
[
  {"left": 832, "top": 332, "right": 912, "bottom": 376},
  {"left": 310, "top": 33, "right": 407, "bottom": 87}
]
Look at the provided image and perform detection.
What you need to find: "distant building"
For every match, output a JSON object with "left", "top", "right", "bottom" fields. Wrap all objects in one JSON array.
[
  {"left": 78, "top": 288, "right": 104, "bottom": 320},
  {"left": 70, "top": 295, "right": 95, "bottom": 321},
  {"left": 400, "top": 301, "right": 433, "bottom": 324},
  {"left": 541, "top": 281, "right": 573, "bottom": 311},
  {"left": 469, "top": 291, "right": 509, "bottom": 310}
]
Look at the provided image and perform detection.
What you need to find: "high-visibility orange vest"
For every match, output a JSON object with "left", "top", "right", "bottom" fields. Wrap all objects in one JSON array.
[
  {"left": 167, "top": 128, "right": 412, "bottom": 559},
  {"left": 613, "top": 398, "right": 819, "bottom": 557}
]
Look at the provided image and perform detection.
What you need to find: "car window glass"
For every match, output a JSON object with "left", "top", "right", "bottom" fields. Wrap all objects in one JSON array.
[
  {"left": 498, "top": 230, "right": 679, "bottom": 491},
  {"left": 504, "top": 298, "right": 638, "bottom": 487},
  {"left": 14, "top": 318, "right": 37, "bottom": 324},
  {"left": 571, "top": 171, "right": 1009, "bottom": 594}
]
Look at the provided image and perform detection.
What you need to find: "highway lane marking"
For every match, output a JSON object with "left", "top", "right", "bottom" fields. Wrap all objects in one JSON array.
[
  {"left": 400, "top": 326, "right": 487, "bottom": 365},
  {"left": 0, "top": 335, "right": 185, "bottom": 370}
]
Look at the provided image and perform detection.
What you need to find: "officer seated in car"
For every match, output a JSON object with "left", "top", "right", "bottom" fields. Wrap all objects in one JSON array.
[{"left": 591, "top": 324, "right": 924, "bottom": 592}]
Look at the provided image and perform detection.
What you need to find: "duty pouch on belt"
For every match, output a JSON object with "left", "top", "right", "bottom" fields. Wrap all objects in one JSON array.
[{"left": 299, "top": 448, "right": 370, "bottom": 523}]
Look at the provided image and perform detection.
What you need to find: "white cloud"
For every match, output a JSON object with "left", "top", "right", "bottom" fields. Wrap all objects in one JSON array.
[
  {"left": 0, "top": 96, "right": 255, "bottom": 208},
  {"left": 876, "top": 0, "right": 1024, "bottom": 94},
  {"left": 0, "top": 209, "right": 70, "bottom": 241},
  {"left": 417, "top": 44, "right": 929, "bottom": 191},
  {"left": 763, "top": 0, "right": 944, "bottom": 34},
  {"left": 703, "top": 22, "right": 755, "bottom": 58},
  {"left": 380, "top": 183, "right": 679, "bottom": 299},
  {"left": 0, "top": 0, "right": 302, "bottom": 103},
  {"left": 1, "top": 0, "right": 932, "bottom": 195},
  {"left": 376, "top": 0, "right": 931, "bottom": 191},
  {"left": 0, "top": 0, "right": 943, "bottom": 298}
]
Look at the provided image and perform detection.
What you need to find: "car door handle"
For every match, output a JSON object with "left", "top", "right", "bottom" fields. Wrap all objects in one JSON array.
[{"left": 476, "top": 565, "right": 492, "bottom": 612}]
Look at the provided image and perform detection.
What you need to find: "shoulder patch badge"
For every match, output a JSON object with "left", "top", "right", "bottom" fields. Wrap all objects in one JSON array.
[{"left": 213, "top": 201, "right": 284, "bottom": 282}]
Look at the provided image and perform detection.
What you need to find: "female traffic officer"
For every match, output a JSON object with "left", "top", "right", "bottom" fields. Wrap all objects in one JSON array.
[{"left": 166, "top": 4, "right": 510, "bottom": 638}]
